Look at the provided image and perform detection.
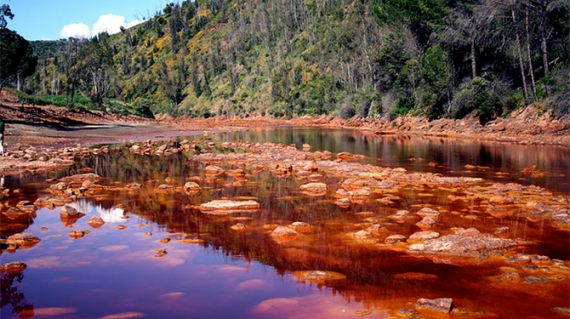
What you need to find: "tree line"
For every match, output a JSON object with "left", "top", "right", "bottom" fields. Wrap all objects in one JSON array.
[{"left": 6, "top": 0, "right": 570, "bottom": 121}]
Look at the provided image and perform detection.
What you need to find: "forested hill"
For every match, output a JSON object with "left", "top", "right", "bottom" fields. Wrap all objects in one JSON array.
[{"left": 25, "top": 0, "right": 570, "bottom": 121}]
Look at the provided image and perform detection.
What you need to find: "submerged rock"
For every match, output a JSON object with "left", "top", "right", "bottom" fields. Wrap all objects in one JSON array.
[
  {"left": 395, "top": 308, "right": 420, "bottom": 318},
  {"left": 230, "top": 223, "right": 247, "bottom": 231},
  {"left": 551, "top": 307, "right": 570, "bottom": 315},
  {"left": 199, "top": 200, "right": 260, "bottom": 215}
]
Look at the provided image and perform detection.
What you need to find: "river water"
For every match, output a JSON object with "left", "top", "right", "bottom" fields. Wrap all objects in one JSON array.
[{"left": 1, "top": 127, "right": 569, "bottom": 318}]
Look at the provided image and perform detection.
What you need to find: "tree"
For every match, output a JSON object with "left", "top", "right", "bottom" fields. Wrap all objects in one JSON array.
[
  {"left": 0, "top": 28, "right": 37, "bottom": 91},
  {"left": 0, "top": 3, "right": 14, "bottom": 29},
  {"left": 83, "top": 34, "right": 115, "bottom": 109}
]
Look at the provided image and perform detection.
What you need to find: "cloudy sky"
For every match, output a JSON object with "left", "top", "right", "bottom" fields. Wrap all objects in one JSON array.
[{"left": 7, "top": 0, "right": 167, "bottom": 40}]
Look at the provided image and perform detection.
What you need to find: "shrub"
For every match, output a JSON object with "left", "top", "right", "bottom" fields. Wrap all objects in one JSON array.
[{"left": 339, "top": 96, "right": 355, "bottom": 119}]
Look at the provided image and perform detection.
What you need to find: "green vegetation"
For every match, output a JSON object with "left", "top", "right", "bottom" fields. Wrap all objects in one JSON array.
[{"left": 11, "top": 0, "right": 570, "bottom": 120}]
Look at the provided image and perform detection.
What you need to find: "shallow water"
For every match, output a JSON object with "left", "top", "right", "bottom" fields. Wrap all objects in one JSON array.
[{"left": 1, "top": 127, "right": 569, "bottom": 319}]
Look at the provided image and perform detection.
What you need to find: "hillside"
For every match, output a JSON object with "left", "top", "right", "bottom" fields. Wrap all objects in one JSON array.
[{"left": 22, "top": 0, "right": 570, "bottom": 121}]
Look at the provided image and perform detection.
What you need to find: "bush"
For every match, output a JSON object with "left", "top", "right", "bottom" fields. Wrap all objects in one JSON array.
[
  {"left": 389, "top": 96, "right": 414, "bottom": 119},
  {"left": 339, "top": 96, "right": 355, "bottom": 119},
  {"left": 451, "top": 77, "right": 503, "bottom": 124},
  {"left": 132, "top": 99, "right": 154, "bottom": 118}
]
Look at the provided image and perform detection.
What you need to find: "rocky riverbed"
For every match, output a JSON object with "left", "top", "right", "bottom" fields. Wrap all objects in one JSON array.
[{"left": 1, "top": 134, "right": 569, "bottom": 317}]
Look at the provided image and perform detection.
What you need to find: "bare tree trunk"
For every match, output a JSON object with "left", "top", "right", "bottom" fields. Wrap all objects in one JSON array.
[
  {"left": 511, "top": 2, "right": 530, "bottom": 106},
  {"left": 538, "top": 0, "right": 549, "bottom": 96},
  {"left": 526, "top": 6, "right": 537, "bottom": 101},
  {"left": 471, "top": 37, "right": 477, "bottom": 79},
  {"left": 51, "top": 72, "right": 56, "bottom": 95},
  {"left": 68, "top": 74, "right": 76, "bottom": 104}
]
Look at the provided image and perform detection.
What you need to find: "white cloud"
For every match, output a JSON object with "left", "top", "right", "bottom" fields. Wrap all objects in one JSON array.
[
  {"left": 60, "top": 14, "right": 144, "bottom": 39},
  {"left": 60, "top": 23, "right": 91, "bottom": 39},
  {"left": 92, "top": 14, "right": 143, "bottom": 36}
]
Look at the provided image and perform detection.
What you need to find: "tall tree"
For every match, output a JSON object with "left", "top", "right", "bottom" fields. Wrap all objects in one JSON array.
[
  {"left": 0, "top": 28, "right": 37, "bottom": 92},
  {"left": 510, "top": 0, "right": 530, "bottom": 105}
]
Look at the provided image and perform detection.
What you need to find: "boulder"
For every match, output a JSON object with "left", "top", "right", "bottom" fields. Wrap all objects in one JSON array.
[
  {"left": 60, "top": 205, "right": 84, "bottom": 218},
  {"left": 351, "top": 230, "right": 373, "bottom": 239},
  {"left": 271, "top": 226, "right": 300, "bottom": 237},
  {"left": 408, "top": 228, "right": 517, "bottom": 258},
  {"left": 154, "top": 184, "right": 175, "bottom": 193},
  {"left": 50, "top": 182, "right": 68, "bottom": 191},
  {"left": 3, "top": 207, "right": 27, "bottom": 220},
  {"left": 416, "top": 207, "right": 440, "bottom": 219},
  {"left": 48, "top": 198, "right": 65, "bottom": 207},
  {"left": 199, "top": 200, "right": 260, "bottom": 215},
  {"left": 205, "top": 165, "right": 225, "bottom": 176},
  {"left": 87, "top": 215, "right": 105, "bottom": 228},
  {"left": 303, "top": 161, "right": 318, "bottom": 172},
  {"left": 60, "top": 173, "right": 101, "bottom": 182},
  {"left": 366, "top": 224, "right": 388, "bottom": 234},
  {"left": 227, "top": 169, "right": 245, "bottom": 178},
  {"left": 385, "top": 234, "right": 407, "bottom": 244},
  {"left": 350, "top": 188, "right": 372, "bottom": 201},
  {"left": 416, "top": 216, "right": 436, "bottom": 228},
  {"left": 408, "top": 231, "right": 440, "bottom": 242},
  {"left": 34, "top": 197, "right": 53, "bottom": 208},
  {"left": 415, "top": 298, "right": 454, "bottom": 313},
  {"left": 68, "top": 230, "right": 85, "bottom": 239},
  {"left": 6, "top": 233, "right": 41, "bottom": 246},
  {"left": 288, "top": 221, "right": 312, "bottom": 232},
  {"left": 337, "top": 152, "right": 351, "bottom": 161},
  {"left": 299, "top": 182, "right": 328, "bottom": 196},
  {"left": 183, "top": 182, "right": 201, "bottom": 195},
  {"left": 0, "top": 261, "right": 27, "bottom": 273}
]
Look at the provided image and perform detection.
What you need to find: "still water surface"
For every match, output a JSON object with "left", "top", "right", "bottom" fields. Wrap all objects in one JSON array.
[{"left": 1, "top": 127, "right": 569, "bottom": 318}]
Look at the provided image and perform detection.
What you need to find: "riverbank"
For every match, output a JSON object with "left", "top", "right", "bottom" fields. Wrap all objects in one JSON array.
[{"left": 1, "top": 93, "right": 569, "bottom": 176}]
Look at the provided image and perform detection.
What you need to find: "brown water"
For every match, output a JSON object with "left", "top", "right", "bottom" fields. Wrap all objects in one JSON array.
[{"left": 1, "top": 127, "right": 569, "bottom": 319}]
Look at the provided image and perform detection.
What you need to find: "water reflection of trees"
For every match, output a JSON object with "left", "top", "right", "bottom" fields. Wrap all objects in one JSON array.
[
  {"left": 221, "top": 128, "right": 570, "bottom": 193},
  {"left": 1, "top": 272, "right": 33, "bottom": 318}
]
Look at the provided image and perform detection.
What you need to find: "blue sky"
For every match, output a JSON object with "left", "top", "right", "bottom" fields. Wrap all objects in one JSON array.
[{"left": 6, "top": 0, "right": 168, "bottom": 40}]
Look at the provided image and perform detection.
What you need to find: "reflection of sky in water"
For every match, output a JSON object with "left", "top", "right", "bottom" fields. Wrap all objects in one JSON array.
[{"left": 68, "top": 199, "right": 125, "bottom": 223}]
